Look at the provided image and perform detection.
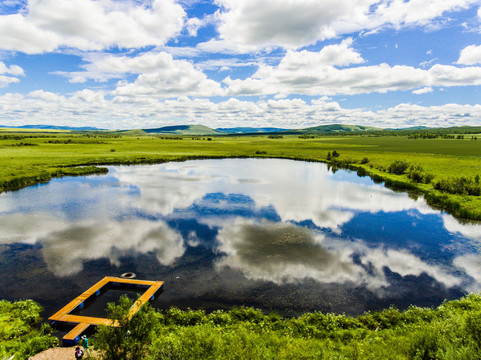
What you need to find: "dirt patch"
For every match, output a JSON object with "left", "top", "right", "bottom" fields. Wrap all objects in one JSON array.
[{"left": 29, "top": 346, "right": 98, "bottom": 360}]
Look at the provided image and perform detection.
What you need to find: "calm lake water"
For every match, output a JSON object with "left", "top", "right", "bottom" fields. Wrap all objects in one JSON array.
[{"left": 1, "top": 158, "right": 480, "bottom": 317}]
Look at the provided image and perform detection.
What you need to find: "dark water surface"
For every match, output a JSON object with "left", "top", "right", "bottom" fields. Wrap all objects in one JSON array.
[{"left": 0, "top": 159, "right": 480, "bottom": 317}]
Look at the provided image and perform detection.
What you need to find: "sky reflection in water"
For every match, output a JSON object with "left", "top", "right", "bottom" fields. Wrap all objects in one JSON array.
[{"left": 0, "top": 159, "right": 480, "bottom": 315}]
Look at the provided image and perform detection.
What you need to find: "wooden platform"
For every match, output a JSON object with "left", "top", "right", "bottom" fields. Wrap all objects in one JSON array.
[{"left": 49, "top": 276, "right": 164, "bottom": 346}]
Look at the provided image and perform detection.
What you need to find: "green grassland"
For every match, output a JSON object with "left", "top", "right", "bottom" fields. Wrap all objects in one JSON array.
[
  {"left": 0, "top": 300, "right": 58, "bottom": 359},
  {"left": 1, "top": 131, "right": 481, "bottom": 219},
  {"left": 3, "top": 294, "right": 481, "bottom": 359},
  {"left": 93, "top": 294, "right": 481, "bottom": 359}
]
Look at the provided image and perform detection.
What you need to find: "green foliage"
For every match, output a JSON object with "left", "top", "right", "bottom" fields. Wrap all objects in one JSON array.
[
  {"left": 408, "top": 164, "right": 435, "bottom": 184},
  {"left": 408, "top": 327, "right": 440, "bottom": 360},
  {"left": 141, "top": 294, "right": 481, "bottom": 359},
  {"left": 388, "top": 160, "right": 410, "bottom": 174},
  {"left": 434, "top": 176, "right": 481, "bottom": 196},
  {"left": 4, "top": 294, "right": 481, "bottom": 359},
  {"left": 0, "top": 300, "right": 58, "bottom": 360},
  {"left": 357, "top": 167, "right": 368, "bottom": 176},
  {"left": 9, "top": 142, "right": 38, "bottom": 147},
  {"left": 95, "top": 295, "right": 157, "bottom": 360}
]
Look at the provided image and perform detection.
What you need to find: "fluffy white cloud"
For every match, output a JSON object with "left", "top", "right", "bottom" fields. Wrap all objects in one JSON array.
[
  {"left": 413, "top": 87, "right": 433, "bottom": 94},
  {"left": 0, "top": 75, "right": 20, "bottom": 88},
  {"left": 2, "top": 90, "right": 481, "bottom": 130},
  {"left": 0, "top": 61, "right": 24, "bottom": 87},
  {"left": 0, "top": 62, "right": 24, "bottom": 76},
  {"left": 280, "top": 38, "right": 365, "bottom": 68},
  {"left": 224, "top": 46, "right": 481, "bottom": 96},
  {"left": 105, "top": 52, "right": 224, "bottom": 98},
  {"left": 57, "top": 51, "right": 227, "bottom": 97},
  {"left": 457, "top": 44, "right": 481, "bottom": 65},
  {"left": 0, "top": 0, "right": 185, "bottom": 53},
  {"left": 214, "top": 0, "right": 478, "bottom": 51}
]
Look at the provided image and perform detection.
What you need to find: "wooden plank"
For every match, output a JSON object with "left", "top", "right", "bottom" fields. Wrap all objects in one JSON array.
[
  {"left": 49, "top": 277, "right": 111, "bottom": 321},
  {"left": 128, "top": 281, "right": 164, "bottom": 317},
  {"left": 105, "top": 277, "right": 161, "bottom": 286},
  {"left": 64, "top": 322, "right": 90, "bottom": 341},
  {"left": 60, "top": 314, "right": 118, "bottom": 326}
]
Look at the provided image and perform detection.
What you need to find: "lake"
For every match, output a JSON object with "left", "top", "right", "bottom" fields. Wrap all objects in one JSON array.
[{"left": 0, "top": 158, "right": 480, "bottom": 317}]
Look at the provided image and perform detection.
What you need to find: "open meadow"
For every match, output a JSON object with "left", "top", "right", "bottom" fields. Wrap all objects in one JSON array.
[{"left": 1, "top": 130, "right": 481, "bottom": 220}]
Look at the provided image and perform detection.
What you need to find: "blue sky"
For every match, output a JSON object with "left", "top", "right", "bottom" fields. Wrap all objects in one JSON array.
[{"left": 1, "top": 0, "right": 481, "bottom": 129}]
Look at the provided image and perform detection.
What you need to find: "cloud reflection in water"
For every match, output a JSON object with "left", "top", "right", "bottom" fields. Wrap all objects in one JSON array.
[
  {"left": 215, "top": 219, "right": 462, "bottom": 292},
  {"left": 0, "top": 213, "right": 185, "bottom": 277},
  {"left": 0, "top": 158, "right": 478, "bottom": 302}
]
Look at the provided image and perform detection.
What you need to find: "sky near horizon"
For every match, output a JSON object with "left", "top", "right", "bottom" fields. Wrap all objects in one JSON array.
[{"left": 1, "top": 0, "right": 481, "bottom": 130}]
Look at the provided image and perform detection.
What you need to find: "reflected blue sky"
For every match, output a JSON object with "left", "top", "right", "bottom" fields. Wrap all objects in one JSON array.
[{"left": 0, "top": 159, "right": 480, "bottom": 315}]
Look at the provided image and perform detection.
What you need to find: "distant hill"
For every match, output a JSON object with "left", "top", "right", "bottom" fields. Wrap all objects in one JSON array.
[
  {"left": 282, "top": 124, "right": 382, "bottom": 135},
  {"left": 216, "top": 127, "right": 288, "bottom": 134},
  {"left": 0, "top": 124, "right": 104, "bottom": 131},
  {"left": 385, "top": 126, "right": 430, "bottom": 130},
  {"left": 3, "top": 123, "right": 481, "bottom": 136},
  {"left": 142, "top": 125, "right": 221, "bottom": 135}
]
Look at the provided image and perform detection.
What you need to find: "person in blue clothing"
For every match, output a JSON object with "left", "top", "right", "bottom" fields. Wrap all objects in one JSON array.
[{"left": 81, "top": 335, "right": 91, "bottom": 358}]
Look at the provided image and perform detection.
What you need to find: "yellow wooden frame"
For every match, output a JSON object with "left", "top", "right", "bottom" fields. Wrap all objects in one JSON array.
[{"left": 49, "top": 276, "right": 164, "bottom": 345}]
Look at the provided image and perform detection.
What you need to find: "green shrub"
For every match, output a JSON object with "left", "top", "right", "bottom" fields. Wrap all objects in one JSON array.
[
  {"left": 95, "top": 295, "right": 158, "bottom": 360},
  {"left": 162, "top": 308, "right": 206, "bottom": 327},
  {"left": 0, "top": 300, "right": 58, "bottom": 359},
  {"left": 388, "top": 160, "right": 410, "bottom": 175},
  {"left": 357, "top": 167, "right": 368, "bottom": 176},
  {"left": 434, "top": 176, "right": 481, "bottom": 196},
  {"left": 408, "top": 165, "right": 435, "bottom": 184},
  {"left": 408, "top": 328, "right": 440, "bottom": 360},
  {"left": 229, "top": 307, "right": 264, "bottom": 324}
]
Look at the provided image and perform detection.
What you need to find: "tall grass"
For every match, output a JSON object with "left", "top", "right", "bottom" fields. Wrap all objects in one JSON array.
[
  {"left": 92, "top": 294, "right": 481, "bottom": 360},
  {"left": 0, "top": 300, "right": 58, "bottom": 360}
]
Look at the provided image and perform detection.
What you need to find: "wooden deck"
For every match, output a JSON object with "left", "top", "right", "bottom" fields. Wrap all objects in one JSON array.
[{"left": 49, "top": 276, "right": 164, "bottom": 345}]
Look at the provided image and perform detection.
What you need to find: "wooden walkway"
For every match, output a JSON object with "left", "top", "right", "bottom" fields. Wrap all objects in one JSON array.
[{"left": 49, "top": 276, "right": 164, "bottom": 346}]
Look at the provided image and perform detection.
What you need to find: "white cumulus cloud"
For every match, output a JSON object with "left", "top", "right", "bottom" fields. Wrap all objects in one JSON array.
[
  {"left": 0, "top": 0, "right": 186, "bottom": 53},
  {"left": 2, "top": 91, "right": 481, "bottom": 130},
  {"left": 224, "top": 46, "right": 481, "bottom": 97},
  {"left": 111, "top": 53, "right": 224, "bottom": 99},
  {"left": 214, "top": 0, "right": 479, "bottom": 51},
  {"left": 413, "top": 87, "right": 433, "bottom": 94},
  {"left": 457, "top": 44, "right": 481, "bottom": 65},
  {"left": 0, "top": 61, "right": 24, "bottom": 88}
]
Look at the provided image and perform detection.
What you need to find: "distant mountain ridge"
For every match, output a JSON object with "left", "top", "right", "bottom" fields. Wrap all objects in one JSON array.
[
  {"left": 142, "top": 125, "right": 222, "bottom": 135},
  {"left": 2, "top": 123, "right": 480, "bottom": 135},
  {"left": 0, "top": 124, "right": 104, "bottom": 131},
  {"left": 280, "top": 124, "right": 382, "bottom": 134},
  {"left": 216, "top": 127, "right": 288, "bottom": 134},
  {"left": 141, "top": 124, "right": 381, "bottom": 135}
]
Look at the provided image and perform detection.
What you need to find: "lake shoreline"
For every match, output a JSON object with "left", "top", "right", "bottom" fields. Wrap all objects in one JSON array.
[{"left": 1, "top": 152, "right": 480, "bottom": 221}]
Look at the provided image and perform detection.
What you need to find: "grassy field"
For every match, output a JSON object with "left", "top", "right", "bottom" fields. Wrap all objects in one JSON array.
[
  {"left": 0, "top": 300, "right": 58, "bottom": 359},
  {"left": 2, "top": 294, "right": 481, "bottom": 359},
  {"left": 95, "top": 294, "right": 481, "bottom": 360},
  {"left": 1, "top": 131, "right": 480, "bottom": 219}
]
